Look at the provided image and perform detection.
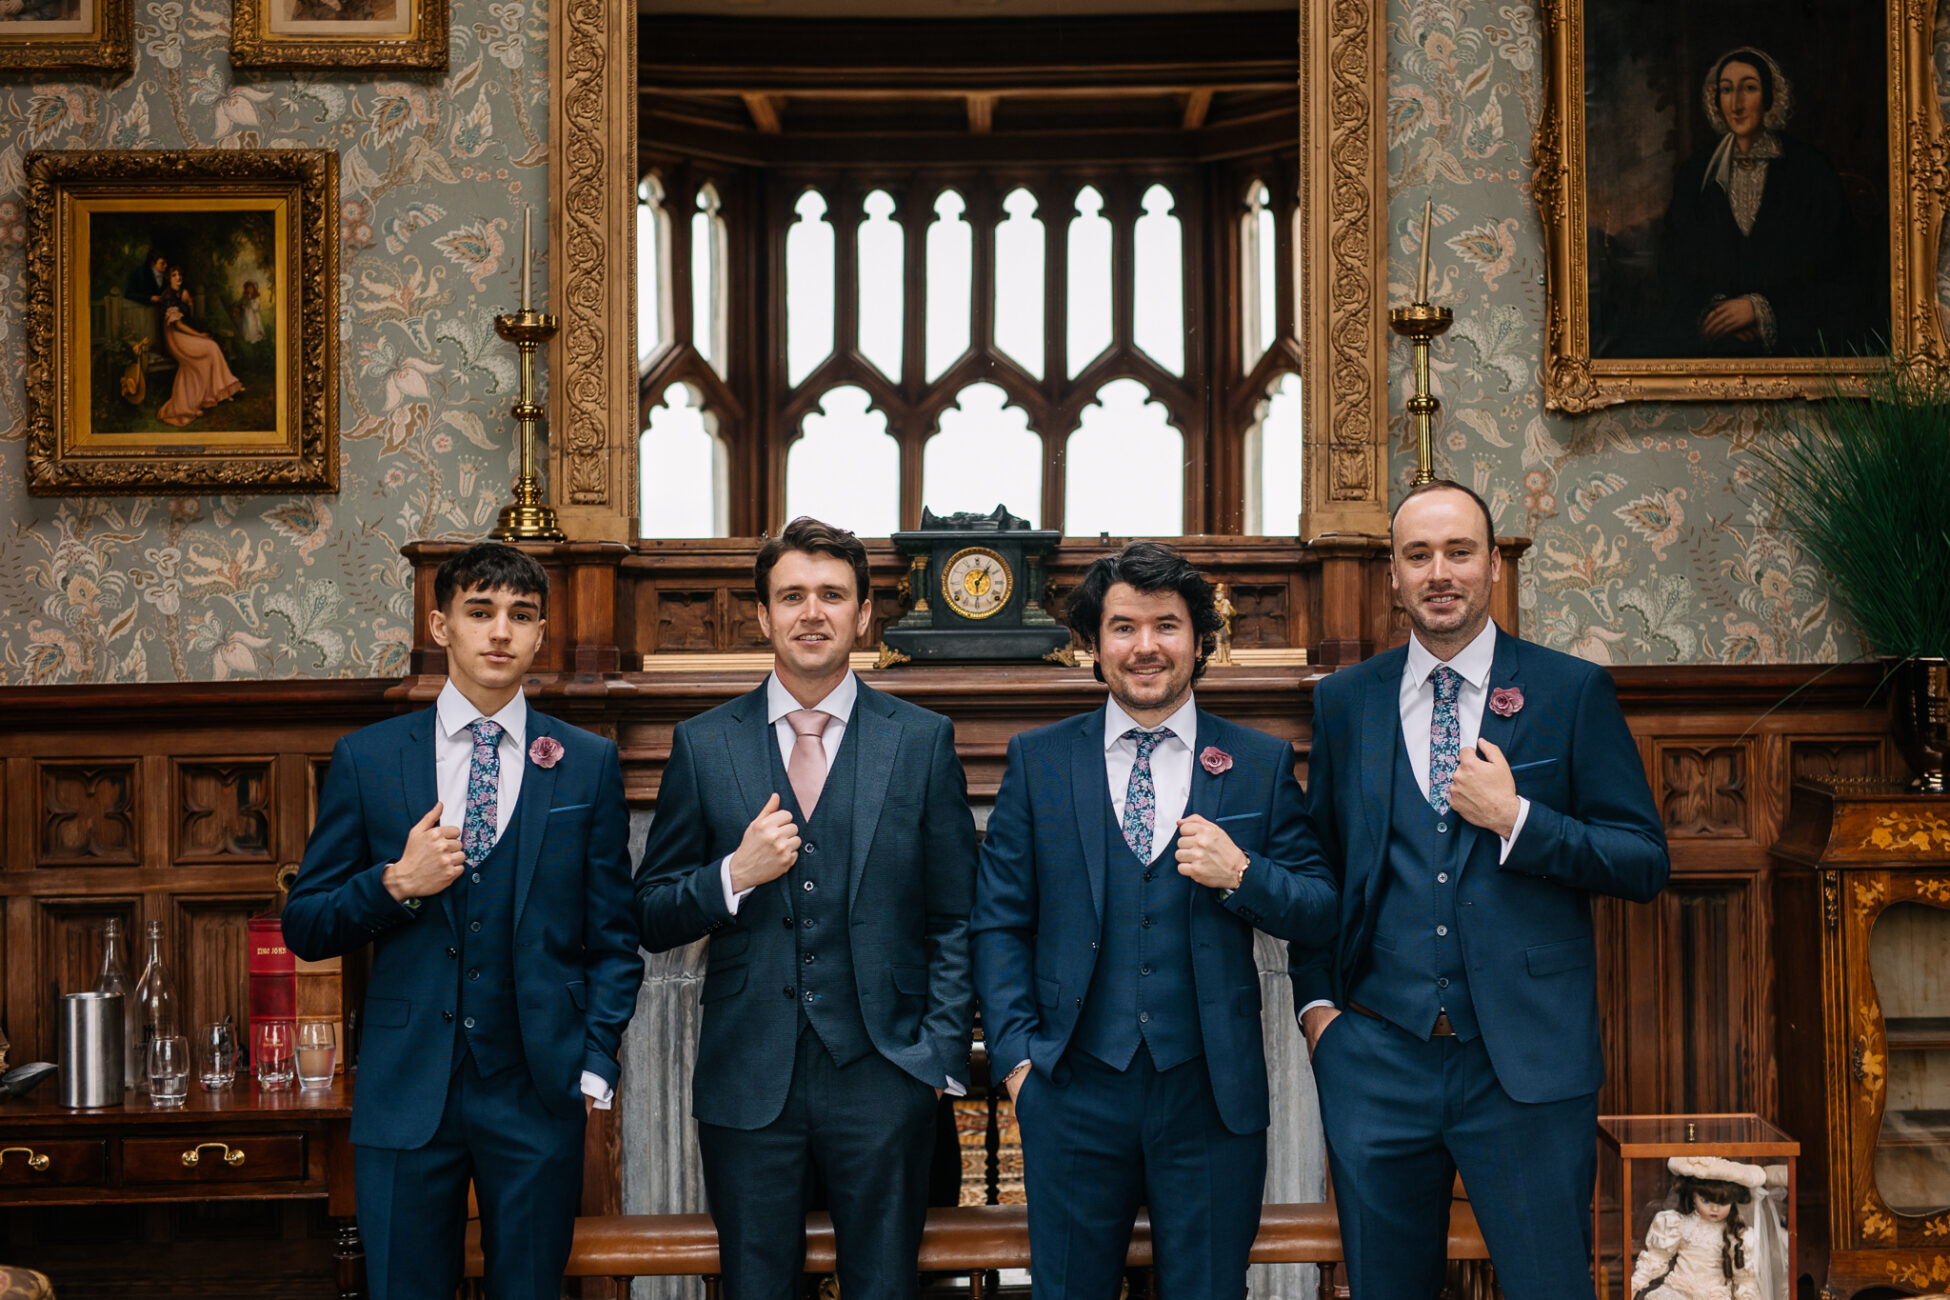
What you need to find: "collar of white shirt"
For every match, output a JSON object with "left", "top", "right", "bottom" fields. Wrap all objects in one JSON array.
[
  {"left": 436, "top": 678, "right": 528, "bottom": 748},
  {"left": 765, "top": 670, "right": 858, "bottom": 726},
  {"left": 1103, "top": 692, "right": 1198, "bottom": 752},
  {"left": 1404, "top": 619, "right": 1498, "bottom": 693}
]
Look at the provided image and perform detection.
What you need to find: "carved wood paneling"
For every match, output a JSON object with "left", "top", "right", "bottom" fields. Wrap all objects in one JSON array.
[
  {"left": 174, "top": 896, "right": 272, "bottom": 1034},
  {"left": 1793, "top": 740, "right": 1888, "bottom": 786},
  {"left": 38, "top": 762, "right": 140, "bottom": 866},
  {"left": 1226, "top": 584, "right": 1291, "bottom": 648},
  {"left": 33, "top": 898, "right": 142, "bottom": 1060},
  {"left": 1657, "top": 742, "right": 1751, "bottom": 839},
  {"left": 654, "top": 591, "right": 721, "bottom": 651},
  {"left": 174, "top": 761, "right": 277, "bottom": 864}
]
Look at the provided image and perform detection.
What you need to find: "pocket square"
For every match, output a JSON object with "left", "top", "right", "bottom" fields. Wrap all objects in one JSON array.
[
  {"left": 1508, "top": 758, "right": 1559, "bottom": 773},
  {"left": 548, "top": 802, "right": 593, "bottom": 815}
]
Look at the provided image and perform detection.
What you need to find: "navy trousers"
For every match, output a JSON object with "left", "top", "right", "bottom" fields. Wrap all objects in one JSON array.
[
  {"left": 1019, "top": 1047, "right": 1265, "bottom": 1300},
  {"left": 698, "top": 1025, "right": 939, "bottom": 1300},
  {"left": 354, "top": 1050, "right": 586, "bottom": 1300},
  {"left": 1312, "top": 1010, "right": 1597, "bottom": 1300}
]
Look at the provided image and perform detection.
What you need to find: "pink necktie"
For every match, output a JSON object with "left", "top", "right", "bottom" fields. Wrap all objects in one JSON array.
[{"left": 786, "top": 709, "right": 830, "bottom": 817}]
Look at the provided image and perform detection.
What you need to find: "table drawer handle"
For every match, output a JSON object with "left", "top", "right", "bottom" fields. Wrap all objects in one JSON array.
[
  {"left": 1, "top": 1147, "right": 51, "bottom": 1172},
  {"left": 181, "top": 1142, "right": 246, "bottom": 1168}
]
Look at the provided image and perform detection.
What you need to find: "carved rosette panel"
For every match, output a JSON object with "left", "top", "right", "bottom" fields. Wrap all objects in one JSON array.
[
  {"left": 654, "top": 591, "right": 721, "bottom": 652},
  {"left": 728, "top": 592, "right": 770, "bottom": 649},
  {"left": 1226, "top": 585, "right": 1290, "bottom": 647},
  {"left": 174, "top": 761, "right": 276, "bottom": 863},
  {"left": 1657, "top": 743, "right": 1750, "bottom": 839},
  {"left": 39, "top": 762, "right": 140, "bottom": 865}
]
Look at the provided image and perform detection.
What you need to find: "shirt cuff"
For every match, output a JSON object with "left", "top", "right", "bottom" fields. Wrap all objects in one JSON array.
[
  {"left": 1298, "top": 999, "right": 1337, "bottom": 1025},
  {"left": 943, "top": 1076, "right": 966, "bottom": 1097},
  {"left": 580, "top": 1070, "right": 613, "bottom": 1110},
  {"left": 1496, "top": 797, "right": 1531, "bottom": 864},
  {"left": 719, "top": 855, "right": 755, "bottom": 915}
]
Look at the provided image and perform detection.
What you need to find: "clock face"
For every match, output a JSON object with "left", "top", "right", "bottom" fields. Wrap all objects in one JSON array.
[{"left": 940, "top": 546, "right": 1013, "bottom": 621}]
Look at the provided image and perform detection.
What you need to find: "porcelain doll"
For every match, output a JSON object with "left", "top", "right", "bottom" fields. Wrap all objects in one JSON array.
[{"left": 1630, "top": 1155, "right": 1766, "bottom": 1300}]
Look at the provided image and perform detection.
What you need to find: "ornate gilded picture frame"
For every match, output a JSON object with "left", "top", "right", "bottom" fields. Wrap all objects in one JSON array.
[
  {"left": 24, "top": 150, "right": 339, "bottom": 496},
  {"left": 0, "top": 0, "right": 131, "bottom": 75},
  {"left": 230, "top": 0, "right": 446, "bottom": 71},
  {"left": 1534, "top": 0, "right": 1948, "bottom": 412}
]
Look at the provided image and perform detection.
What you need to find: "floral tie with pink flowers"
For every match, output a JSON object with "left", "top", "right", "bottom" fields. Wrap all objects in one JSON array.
[
  {"left": 1428, "top": 665, "right": 1461, "bottom": 815},
  {"left": 463, "top": 719, "right": 502, "bottom": 866},
  {"left": 1120, "top": 727, "right": 1172, "bottom": 863}
]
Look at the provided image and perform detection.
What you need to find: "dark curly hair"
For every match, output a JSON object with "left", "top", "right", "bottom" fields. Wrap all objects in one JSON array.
[
  {"left": 1065, "top": 541, "right": 1223, "bottom": 685},
  {"left": 434, "top": 541, "right": 549, "bottom": 613}
]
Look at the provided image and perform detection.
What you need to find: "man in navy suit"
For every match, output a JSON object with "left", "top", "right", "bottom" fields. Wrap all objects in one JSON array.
[
  {"left": 1292, "top": 480, "right": 1669, "bottom": 1299},
  {"left": 635, "top": 517, "right": 977, "bottom": 1300},
  {"left": 973, "top": 542, "right": 1338, "bottom": 1300},
  {"left": 284, "top": 542, "right": 641, "bottom": 1300}
]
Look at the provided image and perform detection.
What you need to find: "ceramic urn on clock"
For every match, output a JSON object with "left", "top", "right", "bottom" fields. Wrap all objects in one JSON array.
[{"left": 881, "top": 505, "right": 1072, "bottom": 663}]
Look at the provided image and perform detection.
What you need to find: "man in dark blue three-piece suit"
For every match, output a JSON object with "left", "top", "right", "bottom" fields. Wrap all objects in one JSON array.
[
  {"left": 973, "top": 542, "right": 1338, "bottom": 1300},
  {"left": 634, "top": 517, "right": 978, "bottom": 1300},
  {"left": 283, "top": 542, "right": 641, "bottom": 1300},
  {"left": 1293, "top": 481, "right": 1669, "bottom": 1299}
]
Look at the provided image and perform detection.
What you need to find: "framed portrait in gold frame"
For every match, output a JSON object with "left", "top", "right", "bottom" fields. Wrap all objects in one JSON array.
[
  {"left": 230, "top": 0, "right": 446, "bottom": 72},
  {"left": 24, "top": 149, "right": 339, "bottom": 496},
  {"left": 1534, "top": 0, "right": 1949, "bottom": 412},
  {"left": 0, "top": 0, "right": 130, "bottom": 74}
]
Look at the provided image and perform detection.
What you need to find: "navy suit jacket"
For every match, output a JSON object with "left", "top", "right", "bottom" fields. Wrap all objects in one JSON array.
[
  {"left": 633, "top": 679, "right": 978, "bottom": 1130},
  {"left": 1289, "top": 628, "right": 1669, "bottom": 1103},
  {"left": 283, "top": 705, "right": 642, "bottom": 1150},
  {"left": 971, "top": 705, "right": 1338, "bottom": 1135}
]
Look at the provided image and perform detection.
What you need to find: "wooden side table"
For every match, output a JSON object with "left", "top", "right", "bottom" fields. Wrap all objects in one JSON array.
[{"left": 0, "top": 1077, "right": 361, "bottom": 1298}]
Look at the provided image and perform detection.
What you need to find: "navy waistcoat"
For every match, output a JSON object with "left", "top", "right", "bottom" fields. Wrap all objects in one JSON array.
[
  {"left": 1072, "top": 785, "right": 1202, "bottom": 1072},
  {"left": 449, "top": 820, "right": 523, "bottom": 1076},
  {"left": 770, "top": 721, "right": 873, "bottom": 1068},
  {"left": 1348, "top": 732, "right": 1481, "bottom": 1042}
]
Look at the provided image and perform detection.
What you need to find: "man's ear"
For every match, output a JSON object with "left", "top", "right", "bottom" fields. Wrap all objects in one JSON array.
[{"left": 429, "top": 607, "right": 451, "bottom": 648}]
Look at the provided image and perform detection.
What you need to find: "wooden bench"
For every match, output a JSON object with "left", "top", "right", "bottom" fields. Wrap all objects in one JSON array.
[{"left": 463, "top": 1202, "right": 1497, "bottom": 1299}]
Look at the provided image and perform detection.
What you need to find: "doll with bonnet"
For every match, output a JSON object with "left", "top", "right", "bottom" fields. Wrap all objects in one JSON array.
[{"left": 1629, "top": 1155, "right": 1765, "bottom": 1300}]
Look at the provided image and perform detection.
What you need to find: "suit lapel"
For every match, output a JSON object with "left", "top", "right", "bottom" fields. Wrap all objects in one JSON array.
[
  {"left": 1071, "top": 710, "right": 1108, "bottom": 923},
  {"left": 723, "top": 684, "right": 774, "bottom": 815},
  {"left": 1186, "top": 711, "right": 1229, "bottom": 822},
  {"left": 399, "top": 709, "right": 456, "bottom": 936},
  {"left": 1455, "top": 629, "right": 1524, "bottom": 876},
  {"left": 1357, "top": 655, "right": 1399, "bottom": 915},
  {"left": 847, "top": 683, "right": 902, "bottom": 912},
  {"left": 512, "top": 707, "right": 558, "bottom": 929}
]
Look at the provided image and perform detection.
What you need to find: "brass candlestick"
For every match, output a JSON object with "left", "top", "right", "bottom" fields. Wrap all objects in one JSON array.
[
  {"left": 490, "top": 309, "right": 566, "bottom": 543},
  {"left": 1390, "top": 198, "right": 1453, "bottom": 487}
]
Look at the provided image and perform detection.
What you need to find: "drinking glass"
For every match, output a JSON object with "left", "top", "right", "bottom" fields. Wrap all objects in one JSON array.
[
  {"left": 147, "top": 1033, "right": 189, "bottom": 1106},
  {"left": 254, "top": 1021, "right": 295, "bottom": 1091},
  {"left": 296, "top": 1021, "right": 337, "bottom": 1088},
  {"left": 198, "top": 1021, "right": 236, "bottom": 1089}
]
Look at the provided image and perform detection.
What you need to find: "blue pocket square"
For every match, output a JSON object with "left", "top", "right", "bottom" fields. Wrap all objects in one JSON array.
[
  {"left": 1214, "top": 812, "right": 1260, "bottom": 823},
  {"left": 1508, "top": 758, "right": 1559, "bottom": 773},
  {"left": 548, "top": 802, "right": 593, "bottom": 815}
]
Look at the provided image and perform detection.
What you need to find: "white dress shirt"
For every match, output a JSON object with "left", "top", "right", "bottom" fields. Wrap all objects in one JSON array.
[
  {"left": 1104, "top": 693, "right": 1199, "bottom": 864},
  {"left": 1300, "top": 621, "right": 1529, "bottom": 1022},
  {"left": 432, "top": 681, "right": 612, "bottom": 1110}
]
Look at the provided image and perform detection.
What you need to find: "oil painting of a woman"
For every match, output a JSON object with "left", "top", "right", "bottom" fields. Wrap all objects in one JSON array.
[{"left": 155, "top": 266, "right": 244, "bottom": 428}]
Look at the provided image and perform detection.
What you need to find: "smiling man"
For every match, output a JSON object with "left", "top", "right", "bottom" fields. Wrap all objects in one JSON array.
[
  {"left": 634, "top": 516, "right": 977, "bottom": 1300},
  {"left": 1292, "top": 480, "right": 1669, "bottom": 1299},
  {"left": 972, "top": 541, "right": 1336, "bottom": 1300},
  {"left": 282, "top": 541, "right": 640, "bottom": 1300}
]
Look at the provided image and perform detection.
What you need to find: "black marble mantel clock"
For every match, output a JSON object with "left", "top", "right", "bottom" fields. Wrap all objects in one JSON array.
[{"left": 880, "top": 505, "right": 1073, "bottom": 663}]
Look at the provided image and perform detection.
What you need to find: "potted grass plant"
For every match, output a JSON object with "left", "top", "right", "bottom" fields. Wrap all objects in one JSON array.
[{"left": 1753, "top": 364, "right": 1950, "bottom": 791}]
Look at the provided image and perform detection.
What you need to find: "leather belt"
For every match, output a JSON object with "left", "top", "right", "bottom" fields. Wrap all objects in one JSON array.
[{"left": 1345, "top": 1000, "right": 1456, "bottom": 1038}]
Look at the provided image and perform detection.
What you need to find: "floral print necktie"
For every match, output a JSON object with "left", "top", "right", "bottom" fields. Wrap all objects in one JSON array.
[
  {"left": 1120, "top": 727, "right": 1173, "bottom": 863},
  {"left": 463, "top": 719, "right": 503, "bottom": 866},
  {"left": 1428, "top": 666, "right": 1461, "bottom": 815}
]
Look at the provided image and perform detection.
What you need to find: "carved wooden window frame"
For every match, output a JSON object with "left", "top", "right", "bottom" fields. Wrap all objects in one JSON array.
[{"left": 544, "top": 0, "right": 1392, "bottom": 543}]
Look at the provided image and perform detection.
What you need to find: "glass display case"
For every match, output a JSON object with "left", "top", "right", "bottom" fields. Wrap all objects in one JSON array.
[{"left": 1595, "top": 1114, "right": 1797, "bottom": 1300}]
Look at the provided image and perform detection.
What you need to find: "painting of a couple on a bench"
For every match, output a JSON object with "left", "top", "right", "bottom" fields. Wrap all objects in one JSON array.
[{"left": 93, "top": 210, "right": 280, "bottom": 436}]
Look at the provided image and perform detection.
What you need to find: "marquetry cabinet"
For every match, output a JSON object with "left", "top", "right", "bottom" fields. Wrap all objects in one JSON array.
[{"left": 1772, "top": 780, "right": 1950, "bottom": 1298}]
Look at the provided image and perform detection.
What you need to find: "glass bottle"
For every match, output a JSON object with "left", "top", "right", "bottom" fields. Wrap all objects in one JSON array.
[
  {"left": 133, "top": 920, "right": 178, "bottom": 1094},
  {"left": 94, "top": 917, "right": 138, "bottom": 1091}
]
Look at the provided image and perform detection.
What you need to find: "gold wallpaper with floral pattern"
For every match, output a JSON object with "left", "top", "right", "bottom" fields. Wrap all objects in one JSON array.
[{"left": 0, "top": 0, "right": 1935, "bottom": 681}]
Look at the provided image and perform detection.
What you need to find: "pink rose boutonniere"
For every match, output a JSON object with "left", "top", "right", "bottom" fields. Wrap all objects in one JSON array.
[
  {"left": 529, "top": 736, "right": 565, "bottom": 769},
  {"left": 1199, "top": 746, "right": 1234, "bottom": 775},
  {"left": 1488, "top": 687, "right": 1524, "bottom": 718}
]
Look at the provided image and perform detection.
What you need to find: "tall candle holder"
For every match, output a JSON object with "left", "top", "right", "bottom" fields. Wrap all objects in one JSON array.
[
  {"left": 489, "top": 308, "right": 566, "bottom": 543},
  {"left": 1389, "top": 198, "right": 1453, "bottom": 487}
]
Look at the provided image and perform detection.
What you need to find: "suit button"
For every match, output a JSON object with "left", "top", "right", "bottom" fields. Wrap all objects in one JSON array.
[
  {"left": 1143, "top": 871, "right": 1155, "bottom": 882},
  {"left": 783, "top": 916, "right": 794, "bottom": 929},
  {"left": 1437, "top": 873, "right": 1449, "bottom": 885},
  {"left": 1436, "top": 822, "right": 1448, "bottom": 834},
  {"left": 803, "top": 843, "right": 817, "bottom": 856},
  {"left": 804, "top": 991, "right": 815, "bottom": 1003},
  {"left": 1436, "top": 925, "right": 1448, "bottom": 937},
  {"left": 803, "top": 881, "right": 816, "bottom": 892},
  {"left": 470, "top": 921, "right": 482, "bottom": 932},
  {"left": 463, "top": 1017, "right": 476, "bottom": 1029},
  {"left": 1139, "top": 1011, "right": 1150, "bottom": 1024},
  {"left": 471, "top": 873, "right": 482, "bottom": 884},
  {"left": 784, "top": 987, "right": 795, "bottom": 999},
  {"left": 1075, "top": 998, "right": 1082, "bottom": 1008},
  {"left": 1091, "top": 942, "right": 1098, "bottom": 951},
  {"left": 803, "top": 918, "right": 815, "bottom": 929},
  {"left": 446, "top": 947, "right": 457, "bottom": 959},
  {"left": 803, "top": 953, "right": 816, "bottom": 965},
  {"left": 442, "top": 1011, "right": 455, "bottom": 1023},
  {"left": 469, "top": 969, "right": 480, "bottom": 981},
  {"left": 1140, "top": 916, "right": 1151, "bottom": 928},
  {"left": 1438, "top": 978, "right": 1450, "bottom": 989},
  {"left": 1140, "top": 965, "right": 1151, "bottom": 976}
]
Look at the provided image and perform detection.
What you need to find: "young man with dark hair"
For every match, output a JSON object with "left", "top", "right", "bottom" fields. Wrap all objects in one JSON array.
[
  {"left": 635, "top": 516, "right": 978, "bottom": 1300},
  {"left": 972, "top": 540, "right": 1337, "bottom": 1300},
  {"left": 1294, "top": 480, "right": 1668, "bottom": 1299},
  {"left": 283, "top": 540, "right": 640, "bottom": 1300}
]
